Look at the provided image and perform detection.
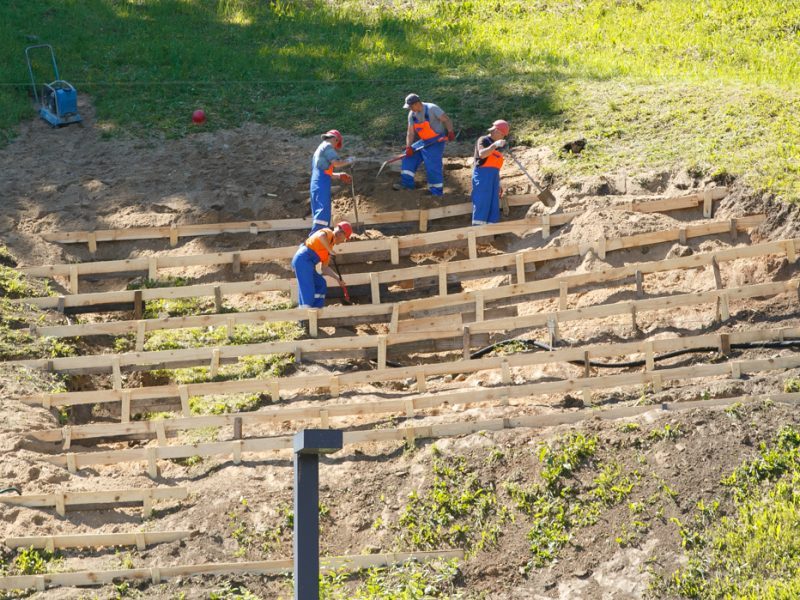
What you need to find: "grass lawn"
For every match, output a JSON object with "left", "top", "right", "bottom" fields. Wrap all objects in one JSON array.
[{"left": 1, "top": 1, "right": 798, "bottom": 197}]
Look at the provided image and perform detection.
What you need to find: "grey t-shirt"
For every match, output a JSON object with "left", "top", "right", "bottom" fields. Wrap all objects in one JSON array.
[
  {"left": 408, "top": 102, "right": 446, "bottom": 138},
  {"left": 311, "top": 141, "right": 339, "bottom": 173}
]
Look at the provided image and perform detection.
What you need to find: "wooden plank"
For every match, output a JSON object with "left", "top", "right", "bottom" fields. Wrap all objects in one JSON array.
[
  {"left": 0, "top": 487, "right": 188, "bottom": 511},
  {"left": 29, "top": 325, "right": 800, "bottom": 445},
  {"left": 33, "top": 234, "right": 793, "bottom": 341},
  {"left": 4, "top": 530, "right": 191, "bottom": 550},
  {"left": 17, "top": 217, "right": 766, "bottom": 317},
  {"left": 0, "top": 550, "right": 463, "bottom": 591}
]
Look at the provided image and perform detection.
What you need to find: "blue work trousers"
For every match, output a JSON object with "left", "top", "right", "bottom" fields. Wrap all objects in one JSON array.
[
  {"left": 471, "top": 167, "right": 501, "bottom": 225},
  {"left": 309, "top": 170, "right": 332, "bottom": 233},
  {"left": 400, "top": 139, "right": 445, "bottom": 195},
  {"left": 292, "top": 245, "right": 327, "bottom": 309}
]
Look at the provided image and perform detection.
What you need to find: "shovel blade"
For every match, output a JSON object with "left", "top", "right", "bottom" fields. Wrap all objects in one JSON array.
[
  {"left": 537, "top": 188, "right": 557, "bottom": 206},
  {"left": 376, "top": 161, "right": 389, "bottom": 178}
]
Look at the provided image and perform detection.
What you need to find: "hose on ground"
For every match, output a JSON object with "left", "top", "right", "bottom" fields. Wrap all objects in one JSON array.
[{"left": 469, "top": 338, "right": 800, "bottom": 368}]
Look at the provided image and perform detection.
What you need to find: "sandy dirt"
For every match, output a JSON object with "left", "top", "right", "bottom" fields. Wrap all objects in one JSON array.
[{"left": 1, "top": 100, "right": 800, "bottom": 599}]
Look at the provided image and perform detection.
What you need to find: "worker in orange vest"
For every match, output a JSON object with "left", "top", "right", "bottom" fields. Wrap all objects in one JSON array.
[
  {"left": 292, "top": 222, "right": 353, "bottom": 308},
  {"left": 471, "top": 120, "right": 509, "bottom": 225},
  {"left": 310, "top": 130, "right": 354, "bottom": 232},
  {"left": 393, "top": 93, "right": 455, "bottom": 196}
]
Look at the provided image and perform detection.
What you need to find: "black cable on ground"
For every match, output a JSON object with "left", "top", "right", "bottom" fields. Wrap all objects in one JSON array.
[
  {"left": 469, "top": 338, "right": 800, "bottom": 368},
  {"left": 0, "top": 487, "right": 21, "bottom": 495}
]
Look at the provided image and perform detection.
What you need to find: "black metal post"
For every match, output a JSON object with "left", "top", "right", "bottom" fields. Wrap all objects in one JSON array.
[{"left": 293, "top": 429, "right": 343, "bottom": 600}]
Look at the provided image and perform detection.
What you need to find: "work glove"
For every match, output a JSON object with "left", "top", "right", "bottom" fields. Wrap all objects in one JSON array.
[
  {"left": 447, "top": 131, "right": 456, "bottom": 142},
  {"left": 338, "top": 173, "right": 352, "bottom": 184},
  {"left": 346, "top": 156, "right": 356, "bottom": 164},
  {"left": 405, "top": 146, "right": 414, "bottom": 157},
  {"left": 494, "top": 139, "right": 507, "bottom": 149}
]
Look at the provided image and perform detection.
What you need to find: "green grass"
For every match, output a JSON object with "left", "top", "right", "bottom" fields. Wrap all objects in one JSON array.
[
  {"left": 1, "top": 1, "right": 798, "bottom": 197},
  {"left": 652, "top": 426, "right": 800, "bottom": 598}
]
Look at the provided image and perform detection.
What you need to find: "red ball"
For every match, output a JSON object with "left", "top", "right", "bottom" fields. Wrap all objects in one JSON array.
[{"left": 192, "top": 109, "right": 206, "bottom": 124}]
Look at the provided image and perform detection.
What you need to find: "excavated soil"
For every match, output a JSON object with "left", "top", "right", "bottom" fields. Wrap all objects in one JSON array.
[{"left": 1, "top": 100, "right": 800, "bottom": 599}]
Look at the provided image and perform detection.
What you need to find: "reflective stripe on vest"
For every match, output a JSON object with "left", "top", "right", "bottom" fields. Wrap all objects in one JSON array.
[
  {"left": 412, "top": 107, "right": 439, "bottom": 141},
  {"left": 305, "top": 229, "right": 335, "bottom": 264}
]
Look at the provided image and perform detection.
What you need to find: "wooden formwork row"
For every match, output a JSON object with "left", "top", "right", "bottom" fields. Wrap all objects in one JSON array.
[
  {"left": 41, "top": 187, "right": 725, "bottom": 252},
  {"left": 14, "top": 215, "right": 764, "bottom": 313},
  {"left": 11, "top": 276, "right": 799, "bottom": 383},
  {"left": 39, "top": 347, "right": 800, "bottom": 476},
  {"left": 4, "top": 530, "right": 192, "bottom": 551},
  {"left": 30, "top": 233, "right": 798, "bottom": 343},
  {"left": 0, "top": 549, "right": 463, "bottom": 592},
  {"left": 0, "top": 487, "right": 187, "bottom": 518},
  {"left": 27, "top": 326, "right": 800, "bottom": 446}
]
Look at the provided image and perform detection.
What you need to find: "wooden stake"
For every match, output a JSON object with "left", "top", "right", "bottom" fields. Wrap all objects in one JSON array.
[
  {"left": 515, "top": 252, "right": 526, "bottom": 284},
  {"left": 232, "top": 253, "right": 241, "bottom": 275},
  {"left": 226, "top": 316, "right": 235, "bottom": 339},
  {"left": 377, "top": 335, "right": 387, "bottom": 370},
  {"left": 210, "top": 348, "right": 220, "bottom": 378},
  {"left": 111, "top": 356, "right": 122, "bottom": 391},
  {"left": 711, "top": 256, "right": 723, "bottom": 289},
  {"left": 635, "top": 270, "right": 644, "bottom": 297},
  {"left": 69, "top": 265, "right": 79, "bottom": 295},
  {"left": 541, "top": 214, "right": 551, "bottom": 238},
  {"left": 308, "top": 309, "right": 319, "bottom": 338},
  {"left": 249, "top": 223, "right": 258, "bottom": 235},
  {"left": 645, "top": 342, "right": 655, "bottom": 371},
  {"left": 785, "top": 240, "right": 797, "bottom": 263},
  {"left": 55, "top": 493, "right": 66, "bottom": 517},
  {"left": 87, "top": 232, "right": 97, "bottom": 254},
  {"left": 121, "top": 391, "right": 131, "bottom": 424},
  {"left": 389, "top": 304, "right": 399, "bottom": 333},
  {"left": 678, "top": 227, "right": 687, "bottom": 246},
  {"left": 501, "top": 360, "right": 511, "bottom": 385},
  {"left": 651, "top": 372, "right": 663, "bottom": 393},
  {"left": 558, "top": 281, "right": 568, "bottom": 311},
  {"left": 329, "top": 376, "right": 340, "bottom": 398},
  {"left": 730, "top": 361, "right": 742, "bottom": 379},
  {"left": 438, "top": 264, "right": 448, "bottom": 297},
  {"left": 148, "top": 257, "right": 158, "bottom": 281},
  {"left": 389, "top": 238, "right": 400, "bottom": 265},
  {"left": 169, "top": 224, "right": 178, "bottom": 247},
  {"left": 155, "top": 420, "right": 167, "bottom": 445},
  {"left": 462, "top": 326, "right": 471, "bottom": 360},
  {"left": 702, "top": 189, "right": 713, "bottom": 218},
  {"left": 729, "top": 218, "right": 738, "bottom": 242},
  {"left": 270, "top": 381, "right": 281, "bottom": 402},
  {"left": 66, "top": 454, "right": 77, "bottom": 475},
  {"left": 467, "top": 230, "right": 477, "bottom": 260},
  {"left": 133, "top": 290, "right": 143, "bottom": 320},
  {"left": 147, "top": 448, "right": 158, "bottom": 479},
  {"left": 233, "top": 417, "right": 242, "bottom": 440},
  {"left": 547, "top": 317, "right": 558, "bottom": 347},
  {"left": 597, "top": 237, "right": 607, "bottom": 260},
  {"left": 416, "top": 372, "right": 427, "bottom": 393},
  {"left": 419, "top": 209, "right": 429, "bottom": 232},
  {"left": 719, "top": 293, "right": 730, "bottom": 321},
  {"left": 370, "top": 273, "right": 380, "bottom": 304},
  {"left": 132, "top": 320, "right": 146, "bottom": 353},
  {"left": 179, "top": 385, "right": 191, "bottom": 417},
  {"left": 474, "top": 292, "right": 485, "bottom": 322},
  {"left": 583, "top": 351, "right": 591, "bottom": 378},
  {"left": 404, "top": 398, "right": 415, "bottom": 418},
  {"left": 214, "top": 286, "right": 223, "bottom": 312},
  {"left": 319, "top": 409, "right": 330, "bottom": 429},
  {"left": 718, "top": 333, "right": 731, "bottom": 355}
]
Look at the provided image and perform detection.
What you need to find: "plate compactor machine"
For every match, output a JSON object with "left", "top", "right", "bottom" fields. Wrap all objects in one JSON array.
[{"left": 25, "top": 44, "right": 82, "bottom": 127}]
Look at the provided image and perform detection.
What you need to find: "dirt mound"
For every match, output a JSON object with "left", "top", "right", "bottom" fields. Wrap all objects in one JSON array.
[{"left": 548, "top": 209, "right": 680, "bottom": 248}]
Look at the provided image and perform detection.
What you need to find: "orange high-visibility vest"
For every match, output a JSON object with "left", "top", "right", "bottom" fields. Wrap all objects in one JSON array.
[
  {"left": 305, "top": 229, "right": 335, "bottom": 265},
  {"left": 412, "top": 107, "right": 439, "bottom": 141},
  {"left": 482, "top": 149, "right": 504, "bottom": 169}
]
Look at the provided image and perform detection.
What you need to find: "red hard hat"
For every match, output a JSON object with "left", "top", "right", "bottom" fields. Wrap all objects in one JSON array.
[
  {"left": 322, "top": 129, "right": 343, "bottom": 149},
  {"left": 336, "top": 221, "right": 353, "bottom": 239},
  {"left": 488, "top": 120, "right": 510, "bottom": 136}
]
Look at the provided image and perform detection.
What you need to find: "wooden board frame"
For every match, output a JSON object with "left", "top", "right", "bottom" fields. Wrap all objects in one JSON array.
[
  {"left": 4, "top": 530, "right": 192, "bottom": 551},
  {"left": 0, "top": 487, "right": 188, "bottom": 518},
  {"left": 39, "top": 348, "right": 800, "bottom": 474},
  {"left": 41, "top": 188, "right": 726, "bottom": 252}
]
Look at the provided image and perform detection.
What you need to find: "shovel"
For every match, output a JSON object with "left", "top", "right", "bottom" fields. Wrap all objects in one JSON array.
[
  {"left": 505, "top": 148, "right": 556, "bottom": 206},
  {"left": 349, "top": 166, "right": 361, "bottom": 234},
  {"left": 376, "top": 135, "right": 447, "bottom": 178},
  {"left": 331, "top": 255, "right": 351, "bottom": 304}
]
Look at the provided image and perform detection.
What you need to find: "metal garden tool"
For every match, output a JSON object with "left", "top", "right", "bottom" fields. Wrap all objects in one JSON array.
[
  {"left": 330, "top": 255, "right": 351, "bottom": 305},
  {"left": 376, "top": 135, "right": 447, "bottom": 178},
  {"left": 505, "top": 148, "right": 556, "bottom": 206},
  {"left": 349, "top": 166, "right": 361, "bottom": 234}
]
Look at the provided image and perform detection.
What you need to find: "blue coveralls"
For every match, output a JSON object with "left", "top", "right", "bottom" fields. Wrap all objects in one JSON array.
[
  {"left": 309, "top": 142, "right": 337, "bottom": 233},
  {"left": 471, "top": 136, "right": 503, "bottom": 225},
  {"left": 292, "top": 244, "right": 327, "bottom": 309},
  {"left": 400, "top": 107, "right": 445, "bottom": 196}
]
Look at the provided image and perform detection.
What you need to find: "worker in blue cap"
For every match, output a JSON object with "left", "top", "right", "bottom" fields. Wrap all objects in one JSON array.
[{"left": 393, "top": 93, "right": 455, "bottom": 196}]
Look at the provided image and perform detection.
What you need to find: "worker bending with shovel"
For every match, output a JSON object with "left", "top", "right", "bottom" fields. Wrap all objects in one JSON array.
[
  {"left": 471, "top": 119, "right": 509, "bottom": 225},
  {"left": 310, "top": 130, "right": 354, "bottom": 232},
  {"left": 292, "top": 221, "right": 353, "bottom": 309},
  {"left": 393, "top": 93, "right": 455, "bottom": 196}
]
